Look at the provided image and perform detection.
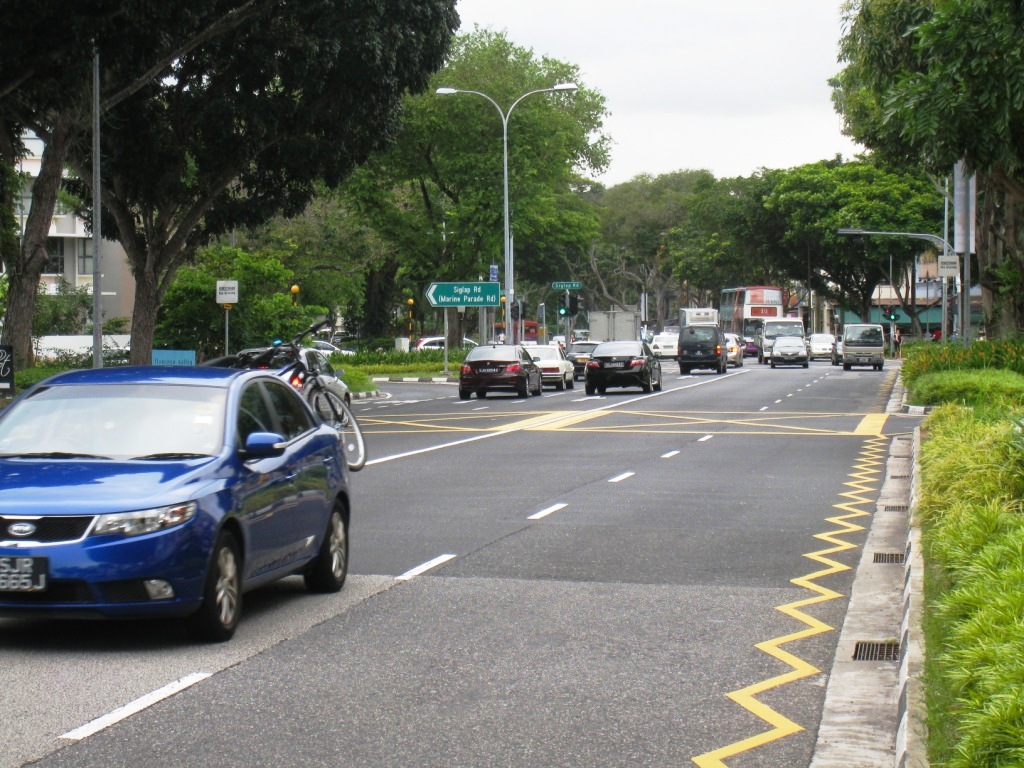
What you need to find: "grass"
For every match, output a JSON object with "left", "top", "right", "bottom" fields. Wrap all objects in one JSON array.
[{"left": 911, "top": 359, "right": 1024, "bottom": 766}]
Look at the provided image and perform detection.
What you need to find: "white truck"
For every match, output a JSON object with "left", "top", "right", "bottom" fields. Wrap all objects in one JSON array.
[
  {"left": 758, "top": 317, "right": 806, "bottom": 364},
  {"left": 679, "top": 307, "right": 720, "bottom": 327},
  {"left": 587, "top": 310, "right": 643, "bottom": 341}
]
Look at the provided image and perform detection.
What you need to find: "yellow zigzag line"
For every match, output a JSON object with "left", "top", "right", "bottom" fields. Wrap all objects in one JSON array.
[{"left": 692, "top": 436, "right": 888, "bottom": 767}]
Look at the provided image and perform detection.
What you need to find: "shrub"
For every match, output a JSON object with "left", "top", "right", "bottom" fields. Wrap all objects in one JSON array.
[{"left": 910, "top": 369, "right": 1024, "bottom": 409}]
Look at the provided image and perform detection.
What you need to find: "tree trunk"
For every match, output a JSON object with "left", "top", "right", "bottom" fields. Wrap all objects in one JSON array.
[
  {"left": 128, "top": 269, "right": 160, "bottom": 365},
  {"left": 1, "top": 112, "right": 74, "bottom": 369}
]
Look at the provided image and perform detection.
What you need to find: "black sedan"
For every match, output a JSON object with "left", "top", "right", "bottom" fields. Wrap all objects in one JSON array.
[
  {"left": 459, "top": 344, "right": 543, "bottom": 399},
  {"left": 584, "top": 340, "right": 663, "bottom": 395}
]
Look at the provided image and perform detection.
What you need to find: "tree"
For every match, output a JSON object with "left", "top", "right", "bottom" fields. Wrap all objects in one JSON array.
[
  {"left": 341, "top": 28, "right": 609, "bottom": 340},
  {"left": 832, "top": 0, "right": 1024, "bottom": 336},
  {"left": 155, "top": 246, "right": 322, "bottom": 360},
  {"left": 1, "top": 0, "right": 281, "bottom": 368},
  {"left": 765, "top": 158, "right": 943, "bottom": 325}
]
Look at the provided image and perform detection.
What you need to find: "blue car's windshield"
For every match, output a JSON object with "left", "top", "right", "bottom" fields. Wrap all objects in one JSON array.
[{"left": 0, "top": 384, "right": 227, "bottom": 460}]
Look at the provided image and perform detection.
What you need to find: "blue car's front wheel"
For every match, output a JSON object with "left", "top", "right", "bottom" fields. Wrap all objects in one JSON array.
[{"left": 189, "top": 530, "right": 242, "bottom": 642}]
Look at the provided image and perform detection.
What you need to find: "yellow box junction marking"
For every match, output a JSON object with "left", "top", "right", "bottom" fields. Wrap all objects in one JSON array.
[{"left": 691, "top": 435, "right": 888, "bottom": 767}]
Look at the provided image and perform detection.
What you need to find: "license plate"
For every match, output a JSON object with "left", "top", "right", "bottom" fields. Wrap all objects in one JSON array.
[
  {"left": 0, "top": 556, "right": 48, "bottom": 592},
  {"left": 478, "top": 367, "right": 500, "bottom": 374},
  {"left": 604, "top": 361, "right": 625, "bottom": 368}
]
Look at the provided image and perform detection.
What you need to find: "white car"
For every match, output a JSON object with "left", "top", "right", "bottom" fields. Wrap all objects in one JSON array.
[
  {"left": 723, "top": 333, "right": 744, "bottom": 367},
  {"left": 414, "top": 336, "right": 478, "bottom": 350},
  {"left": 529, "top": 344, "right": 575, "bottom": 390},
  {"left": 807, "top": 333, "right": 837, "bottom": 361},
  {"left": 650, "top": 333, "right": 678, "bottom": 359},
  {"left": 312, "top": 340, "right": 355, "bottom": 356}
]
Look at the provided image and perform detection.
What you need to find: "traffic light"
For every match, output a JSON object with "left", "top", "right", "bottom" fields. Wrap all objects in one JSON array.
[
  {"left": 568, "top": 294, "right": 579, "bottom": 315},
  {"left": 511, "top": 301, "right": 520, "bottom": 320},
  {"left": 885, "top": 306, "right": 898, "bottom": 321},
  {"left": 558, "top": 305, "right": 567, "bottom": 317}
]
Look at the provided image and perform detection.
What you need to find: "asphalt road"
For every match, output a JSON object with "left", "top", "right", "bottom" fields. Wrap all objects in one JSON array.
[{"left": 2, "top": 358, "right": 920, "bottom": 768}]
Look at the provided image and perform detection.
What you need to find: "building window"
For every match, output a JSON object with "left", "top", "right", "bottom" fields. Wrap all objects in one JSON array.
[
  {"left": 78, "top": 239, "right": 94, "bottom": 276},
  {"left": 44, "top": 238, "right": 65, "bottom": 274}
]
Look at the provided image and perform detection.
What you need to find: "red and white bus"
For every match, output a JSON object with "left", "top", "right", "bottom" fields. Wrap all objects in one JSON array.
[{"left": 720, "top": 286, "right": 786, "bottom": 338}]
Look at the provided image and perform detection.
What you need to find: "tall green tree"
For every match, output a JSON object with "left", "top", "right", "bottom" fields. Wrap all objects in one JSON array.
[
  {"left": 833, "top": 0, "right": 1024, "bottom": 336},
  {"left": 72, "top": 1, "right": 458, "bottom": 364},
  {"left": 342, "top": 28, "right": 609, "bottom": 339},
  {"left": 1, "top": 0, "right": 280, "bottom": 368},
  {"left": 766, "top": 158, "right": 942, "bottom": 325}
]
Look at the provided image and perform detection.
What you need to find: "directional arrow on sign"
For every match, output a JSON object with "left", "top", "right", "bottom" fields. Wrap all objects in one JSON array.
[{"left": 425, "top": 281, "right": 501, "bottom": 307}]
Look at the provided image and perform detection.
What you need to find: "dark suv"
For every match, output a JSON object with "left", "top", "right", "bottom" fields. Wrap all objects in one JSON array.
[{"left": 676, "top": 324, "right": 728, "bottom": 374}]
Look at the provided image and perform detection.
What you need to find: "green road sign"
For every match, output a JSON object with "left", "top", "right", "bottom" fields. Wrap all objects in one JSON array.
[
  {"left": 425, "top": 281, "right": 501, "bottom": 307},
  {"left": 552, "top": 281, "right": 582, "bottom": 291}
]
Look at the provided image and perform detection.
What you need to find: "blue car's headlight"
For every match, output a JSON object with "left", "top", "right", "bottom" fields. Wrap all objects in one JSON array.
[{"left": 92, "top": 502, "right": 197, "bottom": 538}]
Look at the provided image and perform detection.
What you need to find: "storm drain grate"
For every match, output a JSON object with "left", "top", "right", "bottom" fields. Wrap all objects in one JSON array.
[
  {"left": 890, "top": 474, "right": 911, "bottom": 479},
  {"left": 853, "top": 640, "right": 901, "bottom": 662},
  {"left": 885, "top": 504, "right": 909, "bottom": 512},
  {"left": 874, "top": 552, "right": 906, "bottom": 564}
]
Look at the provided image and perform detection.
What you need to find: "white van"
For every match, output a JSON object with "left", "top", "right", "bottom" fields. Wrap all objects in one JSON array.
[
  {"left": 758, "top": 318, "right": 805, "bottom": 364},
  {"left": 838, "top": 323, "right": 885, "bottom": 371}
]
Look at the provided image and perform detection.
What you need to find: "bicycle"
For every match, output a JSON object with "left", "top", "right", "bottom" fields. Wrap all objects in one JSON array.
[{"left": 204, "top": 319, "right": 367, "bottom": 471}]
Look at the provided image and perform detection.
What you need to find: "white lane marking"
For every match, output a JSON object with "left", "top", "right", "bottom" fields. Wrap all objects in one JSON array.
[
  {"left": 472, "top": 406, "right": 488, "bottom": 411},
  {"left": 775, "top": 399, "right": 783, "bottom": 404},
  {"left": 528, "top": 503, "right": 568, "bottom": 520},
  {"left": 760, "top": 406, "right": 769, "bottom": 411},
  {"left": 609, "top": 471, "right": 635, "bottom": 483},
  {"left": 661, "top": 450, "right": 680, "bottom": 458},
  {"left": 698, "top": 434, "right": 713, "bottom": 442},
  {"left": 365, "top": 373, "right": 743, "bottom": 466},
  {"left": 396, "top": 554, "right": 457, "bottom": 581},
  {"left": 62, "top": 672, "right": 212, "bottom": 741}
]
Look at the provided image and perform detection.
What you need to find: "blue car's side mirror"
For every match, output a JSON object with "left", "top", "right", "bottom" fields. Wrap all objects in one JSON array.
[{"left": 242, "top": 432, "right": 286, "bottom": 458}]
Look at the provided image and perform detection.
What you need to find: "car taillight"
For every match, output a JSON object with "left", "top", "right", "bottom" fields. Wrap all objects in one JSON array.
[
  {"left": 586, "top": 360, "right": 600, "bottom": 369},
  {"left": 461, "top": 364, "right": 472, "bottom": 374},
  {"left": 506, "top": 363, "right": 521, "bottom": 373},
  {"left": 715, "top": 344, "right": 723, "bottom": 354},
  {"left": 629, "top": 358, "right": 644, "bottom": 368},
  {"left": 289, "top": 371, "right": 306, "bottom": 389}
]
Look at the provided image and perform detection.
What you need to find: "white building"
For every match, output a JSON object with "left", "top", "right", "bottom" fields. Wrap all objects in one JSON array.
[{"left": 15, "top": 133, "right": 135, "bottom": 324}]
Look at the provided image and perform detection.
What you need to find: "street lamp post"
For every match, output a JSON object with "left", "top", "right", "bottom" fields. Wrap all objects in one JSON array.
[
  {"left": 837, "top": 227, "right": 960, "bottom": 344},
  {"left": 437, "top": 83, "right": 578, "bottom": 343}
]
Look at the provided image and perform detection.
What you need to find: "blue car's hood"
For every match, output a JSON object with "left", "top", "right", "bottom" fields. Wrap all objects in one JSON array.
[{"left": 0, "top": 457, "right": 227, "bottom": 514}]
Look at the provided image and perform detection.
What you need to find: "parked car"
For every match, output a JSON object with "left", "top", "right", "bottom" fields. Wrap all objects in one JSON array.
[
  {"left": 585, "top": 340, "right": 663, "bottom": 395},
  {"left": 312, "top": 340, "right": 355, "bottom": 356},
  {"left": 676, "top": 324, "right": 728, "bottom": 374},
  {"left": 459, "top": 344, "right": 542, "bottom": 399},
  {"left": 650, "top": 333, "right": 679, "bottom": 359},
  {"left": 529, "top": 345, "right": 575, "bottom": 390},
  {"left": 566, "top": 341, "right": 601, "bottom": 380},
  {"left": 770, "top": 336, "right": 809, "bottom": 368},
  {"left": 723, "top": 333, "right": 745, "bottom": 367},
  {"left": 807, "top": 333, "right": 837, "bottom": 361},
  {"left": 0, "top": 366, "right": 351, "bottom": 642},
  {"left": 414, "top": 336, "right": 478, "bottom": 351}
]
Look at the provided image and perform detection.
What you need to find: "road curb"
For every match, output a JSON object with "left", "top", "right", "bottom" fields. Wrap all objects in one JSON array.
[{"left": 811, "top": 368, "right": 927, "bottom": 767}]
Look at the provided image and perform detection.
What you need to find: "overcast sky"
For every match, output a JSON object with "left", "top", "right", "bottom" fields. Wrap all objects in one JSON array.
[{"left": 454, "top": 0, "right": 864, "bottom": 186}]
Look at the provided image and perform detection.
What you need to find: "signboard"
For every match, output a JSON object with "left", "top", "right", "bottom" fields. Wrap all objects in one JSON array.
[
  {"left": 152, "top": 350, "right": 197, "bottom": 366},
  {"left": 425, "top": 282, "right": 500, "bottom": 307},
  {"left": 216, "top": 280, "right": 239, "bottom": 304},
  {"left": 938, "top": 253, "right": 960, "bottom": 278},
  {"left": 552, "top": 281, "right": 582, "bottom": 290},
  {"left": 0, "top": 345, "right": 13, "bottom": 393},
  {"left": 489, "top": 264, "right": 499, "bottom": 282}
]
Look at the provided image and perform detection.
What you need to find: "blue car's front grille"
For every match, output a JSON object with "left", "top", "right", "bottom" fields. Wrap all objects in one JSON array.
[{"left": 0, "top": 515, "right": 94, "bottom": 544}]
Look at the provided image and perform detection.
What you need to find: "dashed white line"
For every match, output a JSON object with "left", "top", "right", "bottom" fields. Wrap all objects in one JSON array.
[
  {"left": 528, "top": 502, "right": 568, "bottom": 520},
  {"left": 608, "top": 471, "right": 635, "bottom": 483},
  {"left": 698, "top": 434, "right": 713, "bottom": 442},
  {"left": 396, "top": 554, "right": 457, "bottom": 581},
  {"left": 661, "top": 450, "right": 680, "bottom": 458},
  {"left": 62, "top": 672, "right": 212, "bottom": 741}
]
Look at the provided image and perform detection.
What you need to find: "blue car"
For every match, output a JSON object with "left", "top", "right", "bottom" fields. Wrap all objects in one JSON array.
[{"left": 0, "top": 366, "right": 350, "bottom": 641}]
